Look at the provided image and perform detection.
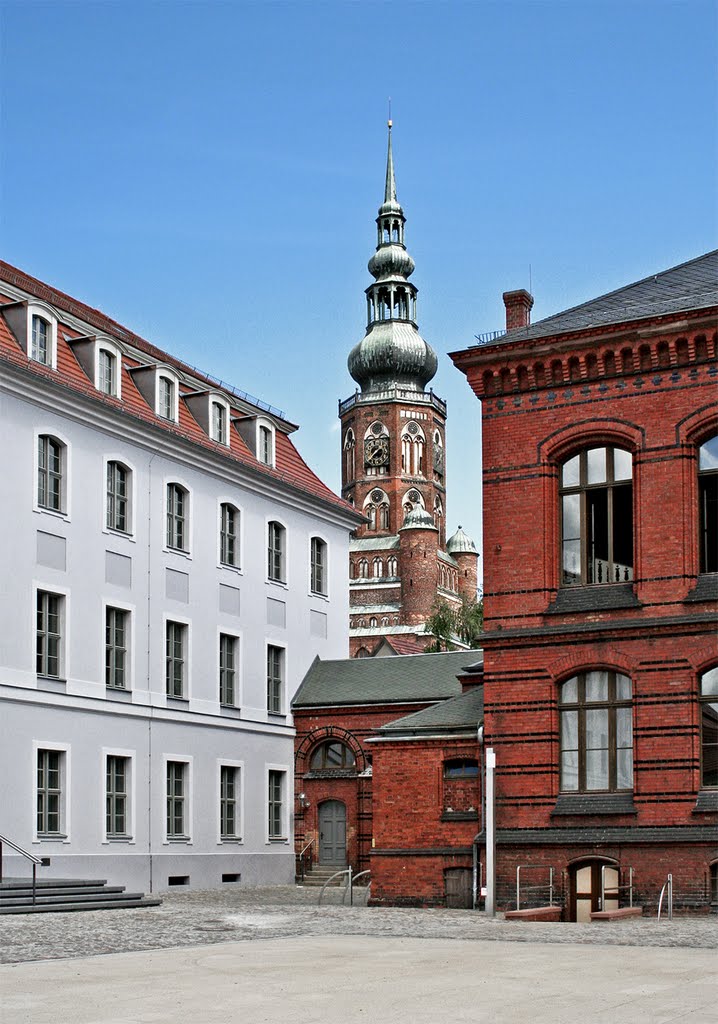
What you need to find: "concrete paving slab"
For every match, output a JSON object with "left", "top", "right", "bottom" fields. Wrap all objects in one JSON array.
[{"left": 2, "top": 935, "right": 717, "bottom": 1024}]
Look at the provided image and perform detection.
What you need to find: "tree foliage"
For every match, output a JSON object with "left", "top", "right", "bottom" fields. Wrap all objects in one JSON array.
[{"left": 423, "top": 597, "right": 483, "bottom": 652}]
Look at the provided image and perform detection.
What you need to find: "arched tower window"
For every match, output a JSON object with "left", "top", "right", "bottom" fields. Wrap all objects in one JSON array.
[
  {"left": 401, "top": 422, "right": 425, "bottom": 476},
  {"left": 343, "top": 429, "right": 356, "bottom": 481}
]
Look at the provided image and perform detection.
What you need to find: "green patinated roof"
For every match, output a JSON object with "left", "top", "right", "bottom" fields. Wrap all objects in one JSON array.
[
  {"left": 292, "top": 650, "right": 482, "bottom": 708},
  {"left": 378, "top": 685, "right": 484, "bottom": 735}
]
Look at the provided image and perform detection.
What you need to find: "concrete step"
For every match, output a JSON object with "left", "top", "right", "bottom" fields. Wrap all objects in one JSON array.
[
  {"left": 0, "top": 878, "right": 109, "bottom": 890},
  {"left": 0, "top": 885, "right": 127, "bottom": 900},
  {"left": 0, "top": 890, "right": 144, "bottom": 907},
  {"left": 0, "top": 897, "right": 162, "bottom": 915}
]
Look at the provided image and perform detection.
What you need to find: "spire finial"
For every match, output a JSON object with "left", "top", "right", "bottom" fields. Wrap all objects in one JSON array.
[{"left": 384, "top": 112, "right": 396, "bottom": 205}]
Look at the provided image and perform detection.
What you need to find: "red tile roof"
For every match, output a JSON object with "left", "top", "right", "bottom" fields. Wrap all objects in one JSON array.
[{"left": 0, "top": 260, "right": 358, "bottom": 519}]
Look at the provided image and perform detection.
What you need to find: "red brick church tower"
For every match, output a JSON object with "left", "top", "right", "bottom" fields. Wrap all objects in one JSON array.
[{"left": 339, "top": 123, "right": 478, "bottom": 656}]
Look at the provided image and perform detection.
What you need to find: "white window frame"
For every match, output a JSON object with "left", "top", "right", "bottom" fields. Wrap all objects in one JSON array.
[
  {"left": 34, "top": 428, "right": 71, "bottom": 520},
  {"left": 27, "top": 303, "right": 58, "bottom": 369},
  {"left": 265, "top": 764, "right": 290, "bottom": 843},
  {"left": 218, "top": 499, "right": 242, "bottom": 571},
  {"left": 257, "top": 419, "right": 275, "bottom": 467},
  {"left": 101, "top": 747, "right": 136, "bottom": 843},
  {"left": 266, "top": 642, "right": 286, "bottom": 716},
  {"left": 104, "top": 455, "right": 135, "bottom": 537},
  {"left": 34, "top": 583, "right": 69, "bottom": 681},
  {"left": 32, "top": 740, "right": 71, "bottom": 843},
  {"left": 95, "top": 340, "right": 122, "bottom": 399},
  {"left": 216, "top": 759, "right": 244, "bottom": 844},
  {"left": 266, "top": 518, "right": 287, "bottom": 585},
  {"left": 210, "top": 396, "right": 231, "bottom": 446},
  {"left": 164, "top": 613, "right": 191, "bottom": 701},
  {"left": 102, "top": 598, "right": 135, "bottom": 691},
  {"left": 156, "top": 370, "right": 179, "bottom": 423},
  {"left": 218, "top": 627, "right": 241, "bottom": 708},
  {"left": 164, "top": 477, "right": 192, "bottom": 556},
  {"left": 162, "top": 754, "right": 193, "bottom": 844},
  {"left": 309, "top": 535, "right": 329, "bottom": 598}
]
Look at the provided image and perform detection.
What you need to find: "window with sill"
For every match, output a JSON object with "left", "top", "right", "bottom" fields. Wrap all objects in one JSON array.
[
  {"left": 699, "top": 436, "right": 718, "bottom": 574},
  {"left": 560, "top": 671, "right": 633, "bottom": 792},
  {"left": 310, "top": 536, "right": 327, "bottom": 595},
  {"left": 166, "top": 483, "right": 188, "bottom": 551},
  {"left": 268, "top": 769, "right": 286, "bottom": 839},
  {"left": 106, "top": 461, "right": 130, "bottom": 533},
  {"left": 165, "top": 621, "right": 186, "bottom": 698},
  {"left": 560, "top": 446, "right": 633, "bottom": 587},
  {"left": 220, "top": 503, "right": 239, "bottom": 567},
  {"left": 219, "top": 633, "right": 238, "bottom": 706},
  {"left": 443, "top": 759, "right": 479, "bottom": 815},
  {"left": 267, "top": 521, "right": 285, "bottom": 582},
  {"left": 266, "top": 644, "right": 284, "bottom": 714},
  {"left": 36, "top": 591, "right": 63, "bottom": 678},
  {"left": 37, "top": 435, "right": 64, "bottom": 512},
  {"left": 105, "top": 607, "right": 128, "bottom": 689},
  {"left": 106, "top": 755, "right": 130, "bottom": 837},
  {"left": 220, "top": 765, "right": 241, "bottom": 839},
  {"left": 700, "top": 667, "right": 718, "bottom": 788},
  {"left": 166, "top": 761, "right": 188, "bottom": 838},
  {"left": 310, "top": 741, "right": 355, "bottom": 772},
  {"left": 37, "top": 748, "right": 64, "bottom": 836}
]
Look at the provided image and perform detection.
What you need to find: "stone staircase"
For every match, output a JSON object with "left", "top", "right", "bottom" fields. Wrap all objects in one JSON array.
[
  {"left": 296, "top": 864, "right": 348, "bottom": 887},
  {"left": 0, "top": 876, "right": 162, "bottom": 914}
]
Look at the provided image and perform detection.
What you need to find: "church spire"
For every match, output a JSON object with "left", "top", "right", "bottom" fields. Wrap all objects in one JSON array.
[{"left": 346, "top": 122, "right": 438, "bottom": 395}]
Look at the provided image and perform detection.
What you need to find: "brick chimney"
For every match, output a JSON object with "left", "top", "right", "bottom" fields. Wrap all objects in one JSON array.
[{"left": 503, "top": 289, "right": 534, "bottom": 330}]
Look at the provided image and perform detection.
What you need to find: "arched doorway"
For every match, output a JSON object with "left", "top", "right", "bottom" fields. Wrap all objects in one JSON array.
[
  {"left": 569, "top": 859, "right": 619, "bottom": 921},
  {"left": 318, "top": 800, "right": 347, "bottom": 866}
]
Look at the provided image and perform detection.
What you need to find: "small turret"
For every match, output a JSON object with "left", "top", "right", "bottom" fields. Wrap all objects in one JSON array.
[{"left": 447, "top": 526, "right": 479, "bottom": 602}]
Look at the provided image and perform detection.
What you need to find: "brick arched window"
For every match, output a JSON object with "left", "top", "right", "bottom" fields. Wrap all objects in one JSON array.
[
  {"left": 698, "top": 435, "right": 718, "bottom": 574},
  {"left": 700, "top": 667, "right": 718, "bottom": 788},
  {"left": 560, "top": 671, "right": 633, "bottom": 792}
]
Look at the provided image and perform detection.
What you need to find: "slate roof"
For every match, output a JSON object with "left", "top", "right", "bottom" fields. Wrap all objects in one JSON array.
[
  {"left": 378, "top": 685, "right": 484, "bottom": 735},
  {"left": 292, "top": 650, "right": 482, "bottom": 708},
  {"left": 468, "top": 249, "right": 718, "bottom": 349},
  {"left": 0, "top": 261, "right": 360, "bottom": 519}
]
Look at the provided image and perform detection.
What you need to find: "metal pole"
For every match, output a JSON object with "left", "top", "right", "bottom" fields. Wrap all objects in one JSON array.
[
  {"left": 668, "top": 874, "right": 673, "bottom": 921},
  {"left": 485, "top": 747, "right": 496, "bottom": 917},
  {"left": 516, "top": 866, "right": 521, "bottom": 911},
  {"left": 549, "top": 867, "right": 554, "bottom": 907},
  {"left": 629, "top": 867, "right": 633, "bottom": 908},
  {"left": 349, "top": 866, "right": 353, "bottom": 907},
  {"left": 32, "top": 862, "right": 36, "bottom": 905}
]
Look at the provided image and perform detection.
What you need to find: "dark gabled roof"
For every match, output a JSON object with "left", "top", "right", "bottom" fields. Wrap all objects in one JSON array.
[
  {"left": 378, "top": 685, "right": 484, "bottom": 735},
  {"left": 470, "top": 249, "right": 718, "bottom": 349},
  {"left": 292, "top": 650, "right": 482, "bottom": 708}
]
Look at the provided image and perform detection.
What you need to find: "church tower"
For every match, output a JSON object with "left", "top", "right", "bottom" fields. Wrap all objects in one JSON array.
[{"left": 339, "top": 123, "right": 478, "bottom": 656}]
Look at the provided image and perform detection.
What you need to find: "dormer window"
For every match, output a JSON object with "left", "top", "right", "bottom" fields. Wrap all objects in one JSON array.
[
  {"left": 158, "top": 375, "right": 176, "bottom": 421},
  {"left": 98, "top": 349, "right": 117, "bottom": 396},
  {"left": 32, "top": 315, "right": 50, "bottom": 364},
  {"left": 212, "top": 401, "right": 228, "bottom": 445},
  {"left": 259, "top": 424, "right": 273, "bottom": 466}
]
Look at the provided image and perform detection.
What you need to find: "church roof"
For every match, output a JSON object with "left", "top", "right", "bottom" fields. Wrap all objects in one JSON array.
[
  {"left": 377, "top": 684, "right": 484, "bottom": 735},
  {"left": 465, "top": 249, "right": 718, "bottom": 350},
  {"left": 292, "top": 650, "right": 481, "bottom": 708}
]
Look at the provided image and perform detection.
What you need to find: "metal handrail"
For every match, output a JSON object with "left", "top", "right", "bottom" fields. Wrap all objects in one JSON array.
[
  {"left": 296, "top": 838, "right": 315, "bottom": 884},
  {"left": 601, "top": 864, "right": 634, "bottom": 910},
  {"left": 344, "top": 869, "right": 370, "bottom": 907},
  {"left": 318, "top": 868, "right": 351, "bottom": 905},
  {"left": 516, "top": 864, "right": 555, "bottom": 910},
  {"left": 657, "top": 873, "right": 673, "bottom": 922},
  {"left": 0, "top": 833, "right": 44, "bottom": 906}
]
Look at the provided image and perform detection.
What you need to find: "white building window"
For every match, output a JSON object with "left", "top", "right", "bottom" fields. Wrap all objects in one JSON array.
[
  {"left": 106, "top": 461, "right": 130, "bottom": 533},
  {"left": 37, "top": 748, "right": 65, "bottom": 836},
  {"left": 259, "top": 424, "right": 274, "bottom": 466},
  {"left": 166, "top": 483, "right": 188, "bottom": 551},
  {"left": 37, "top": 435, "right": 64, "bottom": 512},
  {"left": 220, "top": 764, "right": 241, "bottom": 840},
  {"left": 98, "top": 349, "right": 117, "bottom": 396},
  {"left": 158, "top": 375, "right": 176, "bottom": 421},
  {"left": 267, "top": 521, "right": 285, "bottom": 582},
  {"left": 166, "top": 621, "right": 186, "bottom": 698},
  {"left": 105, "top": 607, "right": 128, "bottom": 689},
  {"left": 310, "top": 537, "right": 327, "bottom": 595},
  {"left": 267, "top": 644, "right": 284, "bottom": 715},
  {"left": 219, "top": 633, "right": 238, "bottom": 706},
  {"left": 211, "top": 401, "right": 228, "bottom": 445},
  {"left": 267, "top": 769, "right": 287, "bottom": 840},
  {"left": 106, "top": 755, "right": 130, "bottom": 837},
  {"left": 36, "top": 591, "right": 63, "bottom": 678},
  {"left": 166, "top": 761, "right": 188, "bottom": 838},
  {"left": 31, "top": 315, "right": 50, "bottom": 365},
  {"left": 220, "top": 503, "right": 239, "bottom": 567}
]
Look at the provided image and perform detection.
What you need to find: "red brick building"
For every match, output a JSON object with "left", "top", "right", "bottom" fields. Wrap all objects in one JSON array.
[
  {"left": 292, "top": 651, "right": 480, "bottom": 879},
  {"left": 340, "top": 124, "right": 478, "bottom": 656},
  {"left": 448, "top": 250, "right": 718, "bottom": 917}
]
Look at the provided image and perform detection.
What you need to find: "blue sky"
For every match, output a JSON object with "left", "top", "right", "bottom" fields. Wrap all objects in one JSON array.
[{"left": 2, "top": 0, "right": 716, "bottom": 570}]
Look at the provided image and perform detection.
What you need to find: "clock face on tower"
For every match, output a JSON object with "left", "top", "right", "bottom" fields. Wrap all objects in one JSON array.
[{"left": 365, "top": 437, "right": 389, "bottom": 467}]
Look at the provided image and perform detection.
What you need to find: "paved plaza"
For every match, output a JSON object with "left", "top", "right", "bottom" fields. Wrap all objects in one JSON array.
[{"left": 1, "top": 887, "right": 716, "bottom": 1023}]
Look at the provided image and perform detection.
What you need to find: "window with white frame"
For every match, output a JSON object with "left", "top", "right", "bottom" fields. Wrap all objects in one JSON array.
[
  {"left": 105, "top": 607, "right": 128, "bottom": 689},
  {"left": 310, "top": 537, "right": 327, "bottom": 595},
  {"left": 211, "top": 401, "right": 228, "bottom": 445},
  {"left": 267, "top": 521, "right": 285, "bottom": 582},
  {"left": 31, "top": 314, "right": 51, "bottom": 365},
  {"left": 166, "top": 761, "right": 188, "bottom": 838},
  {"left": 106, "top": 461, "right": 130, "bottom": 533},
  {"left": 220, "top": 764, "right": 241, "bottom": 839},
  {"left": 267, "top": 769, "right": 286, "bottom": 840},
  {"left": 106, "top": 755, "right": 130, "bottom": 837},
  {"left": 219, "top": 633, "right": 238, "bottom": 706},
  {"left": 259, "top": 424, "right": 274, "bottom": 466},
  {"left": 158, "top": 375, "right": 176, "bottom": 421},
  {"left": 98, "top": 349, "right": 117, "bottom": 396},
  {"left": 165, "top": 621, "right": 186, "bottom": 698},
  {"left": 36, "top": 591, "right": 63, "bottom": 678},
  {"left": 559, "top": 671, "right": 633, "bottom": 792},
  {"left": 37, "top": 435, "right": 64, "bottom": 512},
  {"left": 166, "top": 483, "right": 188, "bottom": 551},
  {"left": 267, "top": 645, "right": 284, "bottom": 714},
  {"left": 37, "top": 748, "right": 64, "bottom": 836},
  {"left": 220, "top": 503, "right": 239, "bottom": 567}
]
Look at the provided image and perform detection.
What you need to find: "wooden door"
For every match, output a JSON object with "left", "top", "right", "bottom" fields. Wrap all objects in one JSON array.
[
  {"left": 445, "top": 867, "right": 473, "bottom": 909},
  {"left": 318, "top": 800, "right": 346, "bottom": 865},
  {"left": 570, "top": 861, "right": 619, "bottom": 921}
]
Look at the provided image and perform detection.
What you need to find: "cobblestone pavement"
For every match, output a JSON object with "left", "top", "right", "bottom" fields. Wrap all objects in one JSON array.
[{"left": 1, "top": 885, "right": 716, "bottom": 964}]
